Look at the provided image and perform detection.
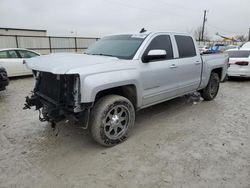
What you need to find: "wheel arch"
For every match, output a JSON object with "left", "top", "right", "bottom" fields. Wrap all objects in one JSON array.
[
  {"left": 211, "top": 67, "right": 223, "bottom": 79},
  {"left": 94, "top": 85, "right": 138, "bottom": 109}
]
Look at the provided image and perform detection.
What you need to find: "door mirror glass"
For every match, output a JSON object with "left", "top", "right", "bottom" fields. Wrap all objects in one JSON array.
[{"left": 143, "top": 49, "right": 167, "bottom": 63}]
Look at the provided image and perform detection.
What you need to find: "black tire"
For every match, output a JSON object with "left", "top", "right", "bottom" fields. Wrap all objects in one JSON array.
[
  {"left": 89, "top": 95, "right": 135, "bottom": 147},
  {"left": 200, "top": 72, "right": 220, "bottom": 101}
]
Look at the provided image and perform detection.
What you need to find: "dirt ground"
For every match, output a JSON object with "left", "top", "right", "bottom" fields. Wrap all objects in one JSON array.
[{"left": 0, "top": 77, "right": 249, "bottom": 188}]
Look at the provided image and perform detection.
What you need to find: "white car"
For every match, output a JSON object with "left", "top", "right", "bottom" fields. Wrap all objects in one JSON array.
[
  {"left": 225, "top": 45, "right": 238, "bottom": 51},
  {"left": 0, "top": 48, "right": 40, "bottom": 77},
  {"left": 241, "top": 42, "right": 250, "bottom": 49},
  {"left": 227, "top": 49, "right": 250, "bottom": 77},
  {"left": 199, "top": 45, "right": 210, "bottom": 54}
]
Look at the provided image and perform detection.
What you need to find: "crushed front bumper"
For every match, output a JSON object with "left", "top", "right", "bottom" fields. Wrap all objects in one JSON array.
[
  {"left": 0, "top": 70, "right": 9, "bottom": 91},
  {"left": 24, "top": 71, "right": 92, "bottom": 128}
]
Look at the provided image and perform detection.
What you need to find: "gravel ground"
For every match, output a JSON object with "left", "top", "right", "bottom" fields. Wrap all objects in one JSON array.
[{"left": 0, "top": 77, "right": 250, "bottom": 188}]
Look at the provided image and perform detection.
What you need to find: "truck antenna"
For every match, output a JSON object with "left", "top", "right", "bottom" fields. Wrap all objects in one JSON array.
[{"left": 140, "top": 28, "right": 147, "bottom": 33}]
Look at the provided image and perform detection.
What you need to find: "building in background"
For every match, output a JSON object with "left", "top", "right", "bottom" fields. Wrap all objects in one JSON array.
[{"left": 0, "top": 28, "right": 47, "bottom": 36}]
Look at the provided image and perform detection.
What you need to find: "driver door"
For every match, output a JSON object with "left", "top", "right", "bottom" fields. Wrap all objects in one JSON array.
[{"left": 140, "top": 34, "right": 179, "bottom": 107}]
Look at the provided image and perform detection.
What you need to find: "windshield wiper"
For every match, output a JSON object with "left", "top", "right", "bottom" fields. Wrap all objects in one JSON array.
[{"left": 85, "top": 53, "right": 115, "bottom": 57}]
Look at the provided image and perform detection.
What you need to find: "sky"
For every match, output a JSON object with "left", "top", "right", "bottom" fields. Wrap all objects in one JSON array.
[{"left": 0, "top": 0, "right": 250, "bottom": 39}]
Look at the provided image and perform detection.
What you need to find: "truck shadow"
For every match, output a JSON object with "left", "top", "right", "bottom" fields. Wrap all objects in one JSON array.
[
  {"left": 227, "top": 77, "right": 250, "bottom": 82},
  {"left": 8, "top": 75, "right": 33, "bottom": 80},
  {"left": 133, "top": 93, "right": 201, "bottom": 134}
]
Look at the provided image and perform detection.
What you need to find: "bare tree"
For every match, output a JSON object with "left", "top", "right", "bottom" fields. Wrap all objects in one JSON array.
[
  {"left": 235, "top": 35, "right": 248, "bottom": 42},
  {"left": 193, "top": 26, "right": 210, "bottom": 41}
]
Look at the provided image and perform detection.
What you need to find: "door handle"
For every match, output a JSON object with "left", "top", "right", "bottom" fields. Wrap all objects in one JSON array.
[
  {"left": 195, "top": 61, "right": 201, "bottom": 65},
  {"left": 170, "top": 64, "right": 178, "bottom": 69}
]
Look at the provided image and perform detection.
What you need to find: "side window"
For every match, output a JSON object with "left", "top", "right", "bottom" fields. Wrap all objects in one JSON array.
[
  {"left": 26, "top": 51, "right": 39, "bottom": 58},
  {"left": 18, "top": 50, "right": 38, "bottom": 58},
  {"left": 7, "top": 50, "right": 19, "bottom": 58},
  {"left": 175, "top": 35, "right": 196, "bottom": 58},
  {"left": 0, "top": 51, "right": 8, "bottom": 59},
  {"left": 144, "top": 35, "right": 173, "bottom": 60}
]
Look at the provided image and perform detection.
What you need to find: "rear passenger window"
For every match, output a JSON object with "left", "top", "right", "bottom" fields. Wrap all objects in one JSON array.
[
  {"left": 7, "top": 50, "right": 19, "bottom": 58},
  {"left": 144, "top": 35, "right": 173, "bottom": 60},
  {"left": 0, "top": 51, "right": 8, "bottom": 59},
  {"left": 175, "top": 35, "right": 196, "bottom": 58}
]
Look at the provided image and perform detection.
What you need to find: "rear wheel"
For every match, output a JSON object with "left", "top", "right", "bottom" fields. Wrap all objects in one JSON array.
[
  {"left": 89, "top": 95, "right": 135, "bottom": 146},
  {"left": 200, "top": 72, "right": 220, "bottom": 101}
]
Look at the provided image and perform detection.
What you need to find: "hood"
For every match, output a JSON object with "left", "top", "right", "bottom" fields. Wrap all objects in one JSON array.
[{"left": 25, "top": 53, "right": 134, "bottom": 74}]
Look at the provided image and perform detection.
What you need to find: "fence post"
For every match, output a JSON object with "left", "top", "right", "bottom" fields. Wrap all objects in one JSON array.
[
  {"left": 75, "top": 37, "right": 77, "bottom": 52},
  {"left": 15, "top": 35, "right": 19, "bottom": 48},
  {"left": 48, "top": 36, "right": 52, "bottom": 53}
]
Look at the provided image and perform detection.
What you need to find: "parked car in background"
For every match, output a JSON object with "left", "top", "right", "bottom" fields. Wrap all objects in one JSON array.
[
  {"left": 227, "top": 49, "right": 250, "bottom": 78},
  {"left": 24, "top": 31, "right": 228, "bottom": 146},
  {"left": 204, "top": 44, "right": 226, "bottom": 54},
  {"left": 0, "top": 66, "right": 9, "bottom": 91},
  {"left": 224, "top": 45, "right": 238, "bottom": 51},
  {"left": 0, "top": 48, "right": 40, "bottom": 77},
  {"left": 199, "top": 45, "right": 210, "bottom": 54}
]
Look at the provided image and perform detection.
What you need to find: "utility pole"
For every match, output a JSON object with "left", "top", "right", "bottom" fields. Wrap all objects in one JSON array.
[
  {"left": 248, "top": 28, "right": 250, "bottom": 41},
  {"left": 201, "top": 10, "right": 208, "bottom": 41}
]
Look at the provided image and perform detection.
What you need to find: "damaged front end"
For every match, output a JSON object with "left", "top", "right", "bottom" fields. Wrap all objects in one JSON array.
[{"left": 24, "top": 71, "right": 91, "bottom": 129}]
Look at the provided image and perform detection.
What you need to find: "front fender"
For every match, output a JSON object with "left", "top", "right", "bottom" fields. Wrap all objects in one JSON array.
[{"left": 79, "top": 70, "right": 142, "bottom": 106}]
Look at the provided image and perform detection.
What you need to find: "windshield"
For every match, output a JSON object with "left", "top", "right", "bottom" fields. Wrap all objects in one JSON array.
[
  {"left": 227, "top": 50, "right": 250, "bottom": 58},
  {"left": 84, "top": 34, "right": 146, "bottom": 59}
]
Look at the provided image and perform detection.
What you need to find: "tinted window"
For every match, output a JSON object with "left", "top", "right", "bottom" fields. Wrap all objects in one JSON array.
[
  {"left": 227, "top": 50, "right": 250, "bottom": 58},
  {"left": 0, "top": 50, "right": 19, "bottom": 58},
  {"left": 144, "top": 35, "right": 173, "bottom": 60},
  {"left": 19, "top": 50, "right": 39, "bottom": 58},
  {"left": 175, "top": 35, "right": 196, "bottom": 58},
  {"left": 85, "top": 35, "right": 146, "bottom": 59},
  {"left": 0, "top": 51, "right": 8, "bottom": 58},
  {"left": 8, "top": 50, "right": 19, "bottom": 58},
  {"left": 8, "top": 50, "right": 18, "bottom": 58}
]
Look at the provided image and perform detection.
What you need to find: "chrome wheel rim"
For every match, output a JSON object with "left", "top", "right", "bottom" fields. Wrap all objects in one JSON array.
[{"left": 103, "top": 105, "right": 129, "bottom": 140}]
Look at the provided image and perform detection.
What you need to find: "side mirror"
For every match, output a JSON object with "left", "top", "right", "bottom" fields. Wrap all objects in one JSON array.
[{"left": 143, "top": 49, "right": 167, "bottom": 63}]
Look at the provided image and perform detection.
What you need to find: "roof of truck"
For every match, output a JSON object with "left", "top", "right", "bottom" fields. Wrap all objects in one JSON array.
[{"left": 105, "top": 31, "right": 192, "bottom": 38}]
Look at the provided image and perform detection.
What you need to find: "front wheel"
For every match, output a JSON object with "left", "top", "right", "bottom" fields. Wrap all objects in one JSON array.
[
  {"left": 89, "top": 95, "right": 135, "bottom": 147},
  {"left": 200, "top": 72, "right": 220, "bottom": 101}
]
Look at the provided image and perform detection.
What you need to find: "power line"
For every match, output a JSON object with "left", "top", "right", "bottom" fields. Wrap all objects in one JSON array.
[{"left": 248, "top": 28, "right": 250, "bottom": 41}]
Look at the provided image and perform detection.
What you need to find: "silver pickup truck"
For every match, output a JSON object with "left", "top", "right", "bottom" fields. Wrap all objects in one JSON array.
[{"left": 24, "top": 31, "right": 228, "bottom": 146}]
